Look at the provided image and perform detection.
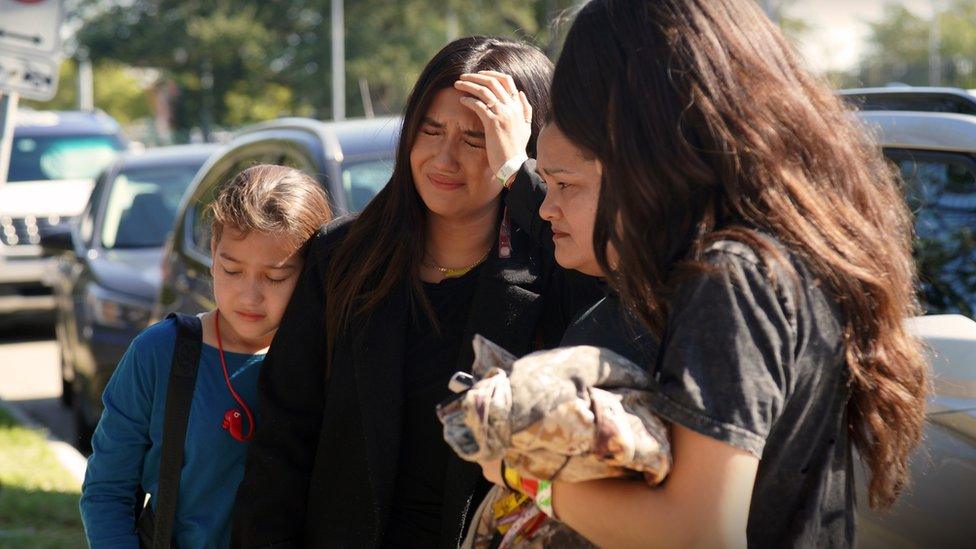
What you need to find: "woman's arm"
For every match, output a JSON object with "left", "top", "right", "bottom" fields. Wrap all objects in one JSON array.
[
  {"left": 553, "top": 425, "right": 758, "bottom": 549},
  {"left": 231, "top": 229, "right": 333, "bottom": 547},
  {"left": 79, "top": 332, "right": 157, "bottom": 548}
]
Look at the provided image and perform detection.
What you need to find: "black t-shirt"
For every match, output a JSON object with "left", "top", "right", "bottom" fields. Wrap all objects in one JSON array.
[
  {"left": 560, "top": 290, "right": 657, "bottom": 369},
  {"left": 383, "top": 266, "right": 482, "bottom": 547},
  {"left": 646, "top": 239, "right": 853, "bottom": 548}
]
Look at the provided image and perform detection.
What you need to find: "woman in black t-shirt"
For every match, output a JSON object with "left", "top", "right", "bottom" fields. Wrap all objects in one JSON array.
[{"left": 472, "top": 1, "right": 928, "bottom": 547}]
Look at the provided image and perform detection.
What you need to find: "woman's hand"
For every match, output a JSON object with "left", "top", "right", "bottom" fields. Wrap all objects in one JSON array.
[
  {"left": 479, "top": 457, "right": 505, "bottom": 486},
  {"left": 455, "top": 71, "right": 533, "bottom": 175}
]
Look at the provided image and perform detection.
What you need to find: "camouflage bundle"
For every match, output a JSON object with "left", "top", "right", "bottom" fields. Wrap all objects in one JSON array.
[{"left": 440, "top": 336, "right": 672, "bottom": 548}]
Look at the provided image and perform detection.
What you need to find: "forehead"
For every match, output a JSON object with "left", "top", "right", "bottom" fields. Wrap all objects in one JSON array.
[
  {"left": 216, "top": 227, "right": 299, "bottom": 265},
  {"left": 423, "top": 88, "right": 482, "bottom": 129},
  {"left": 537, "top": 125, "right": 591, "bottom": 169}
]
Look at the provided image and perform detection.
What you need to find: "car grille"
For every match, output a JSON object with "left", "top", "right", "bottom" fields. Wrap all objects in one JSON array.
[{"left": 0, "top": 215, "right": 64, "bottom": 246}]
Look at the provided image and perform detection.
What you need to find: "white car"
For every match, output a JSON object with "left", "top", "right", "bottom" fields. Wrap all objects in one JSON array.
[
  {"left": 0, "top": 110, "right": 127, "bottom": 322},
  {"left": 854, "top": 110, "right": 976, "bottom": 548}
]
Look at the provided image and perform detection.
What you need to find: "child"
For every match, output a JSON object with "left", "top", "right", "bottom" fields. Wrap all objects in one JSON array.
[{"left": 80, "top": 164, "right": 331, "bottom": 548}]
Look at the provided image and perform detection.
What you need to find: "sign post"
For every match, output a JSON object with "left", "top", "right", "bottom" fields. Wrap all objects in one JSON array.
[{"left": 0, "top": 0, "right": 65, "bottom": 184}]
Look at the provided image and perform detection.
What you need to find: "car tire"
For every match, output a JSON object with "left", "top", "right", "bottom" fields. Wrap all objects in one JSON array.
[
  {"left": 72, "top": 387, "right": 95, "bottom": 454},
  {"left": 59, "top": 353, "right": 73, "bottom": 407}
]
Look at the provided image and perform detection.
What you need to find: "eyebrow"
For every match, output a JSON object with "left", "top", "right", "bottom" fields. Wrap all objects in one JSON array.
[
  {"left": 537, "top": 166, "right": 573, "bottom": 176},
  {"left": 421, "top": 117, "right": 485, "bottom": 140},
  {"left": 218, "top": 252, "right": 299, "bottom": 270}
]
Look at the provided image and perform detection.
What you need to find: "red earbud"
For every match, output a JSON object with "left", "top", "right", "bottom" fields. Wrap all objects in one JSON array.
[{"left": 222, "top": 409, "right": 248, "bottom": 442}]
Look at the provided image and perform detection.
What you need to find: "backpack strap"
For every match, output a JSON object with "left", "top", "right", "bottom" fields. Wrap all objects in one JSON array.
[{"left": 152, "top": 312, "right": 204, "bottom": 548}]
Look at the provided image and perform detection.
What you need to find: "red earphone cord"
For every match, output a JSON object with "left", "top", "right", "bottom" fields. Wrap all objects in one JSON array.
[{"left": 215, "top": 311, "right": 255, "bottom": 441}]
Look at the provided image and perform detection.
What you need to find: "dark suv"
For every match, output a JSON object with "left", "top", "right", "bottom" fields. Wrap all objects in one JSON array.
[
  {"left": 40, "top": 144, "right": 218, "bottom": 445},
  {"left": 154, "top": 116, "right": 400, "bottom": 318}
]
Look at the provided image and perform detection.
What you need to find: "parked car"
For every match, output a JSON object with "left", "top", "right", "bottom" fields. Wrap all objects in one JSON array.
[
  {"left": 841, "top": 86, "right": 976, "bottom": 116},
  {"left": 154, "top": 116, "right": 399, "bottom": 318},
  {"left": 40, "top": 144, "right": 219, "bottom": 446},
  {"left": 853, "top": 110, "right": 976, "bottom": 547},
  {"left": 0, "top": 110, "right": 127, "bottom": 325}
]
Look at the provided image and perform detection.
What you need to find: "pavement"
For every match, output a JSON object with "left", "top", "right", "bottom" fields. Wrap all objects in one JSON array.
[{"left": 0, "top": 322, "right": 88, "bottom": 484}]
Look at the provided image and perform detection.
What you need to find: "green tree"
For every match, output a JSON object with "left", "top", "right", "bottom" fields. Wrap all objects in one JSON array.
[{"left": 854, "top": 0, "right": 976, "bottom": 89}]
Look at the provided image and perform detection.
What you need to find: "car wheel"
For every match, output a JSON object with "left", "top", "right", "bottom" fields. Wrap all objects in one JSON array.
[
  {"left": 71, "top": 387, "right": 95, "bottom": 454},
  {"left": 59, "top": 353, "right": 73, "bottom": 407}
]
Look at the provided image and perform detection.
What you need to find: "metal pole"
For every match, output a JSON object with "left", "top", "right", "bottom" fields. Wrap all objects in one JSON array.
[
  {"left": 78, "top": 56, "right": 94, "bottom": 111},
  {"left": 331, "top": 0, "right": 345, "bottom": 121},
  {"left": 928, "top": 11, "right": 942, "bottom": 86},
  {"left": 359, "top": 77, "right": 374, "bottom": 118},
  {"left": 0, "top": 92, "right": 19, "bottom": 186}
]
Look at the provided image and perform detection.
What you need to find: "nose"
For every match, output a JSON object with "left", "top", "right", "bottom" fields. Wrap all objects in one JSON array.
[
  {"left": 431, "top": 136, "right": 461, "bottom": 173},
  {"left": 239, "top": 275, "right": 265, "bottom": 306},
  {"left": 539, "top": 185, "right": 561, "bottom": 222}
]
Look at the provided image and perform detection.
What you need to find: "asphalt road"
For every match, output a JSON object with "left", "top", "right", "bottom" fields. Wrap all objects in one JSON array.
[{"left": 0, "top": 322, "right": 86, "bottom": 453}]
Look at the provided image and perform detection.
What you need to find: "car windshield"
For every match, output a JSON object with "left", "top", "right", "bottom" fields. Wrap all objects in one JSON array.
[
  {"left": 100, "top": 164, "right": 201, "bottom": 249},
  {"left": 341, "top": 158, "right": 394, "bottom": 211},
  {"left": 8, "top": 134, "right": 124, "bottom": 182}
]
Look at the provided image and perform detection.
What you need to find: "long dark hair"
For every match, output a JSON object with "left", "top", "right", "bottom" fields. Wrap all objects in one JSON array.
[
  {"left": 552, "top": 0, "right": 927, "bottom": 510},
  {"left": 325, "top": 36, "right": 552, "bottom": 361}
]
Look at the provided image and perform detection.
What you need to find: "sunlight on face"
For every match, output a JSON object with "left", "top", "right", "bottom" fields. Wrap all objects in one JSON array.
[
  {"left": 537, "top": 124, "right": 605, "bottom": 277},
  {"left": 210, "top": 227, "right": 303, "bottom": 351},
  {"left": 409, "top": 88, "right": 501, "bottom": 221}
]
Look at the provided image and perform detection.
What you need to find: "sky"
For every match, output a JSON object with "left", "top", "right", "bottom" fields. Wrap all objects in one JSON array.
[{"left": 789, "top": 0, "right": 936, "bottom": 73}]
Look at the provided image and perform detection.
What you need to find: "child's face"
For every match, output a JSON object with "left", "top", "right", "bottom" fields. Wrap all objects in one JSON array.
[
  {"left": 210, "top": 227, "right": 303, "bottom": 351},
  {"left": 537, "top": 124, "right": 605, "bottom": 277}
]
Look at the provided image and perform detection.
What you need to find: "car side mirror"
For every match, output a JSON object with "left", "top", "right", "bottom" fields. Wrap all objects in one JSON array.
[{"left": 39, "top": 225, "right": 74, "bottom": 256}]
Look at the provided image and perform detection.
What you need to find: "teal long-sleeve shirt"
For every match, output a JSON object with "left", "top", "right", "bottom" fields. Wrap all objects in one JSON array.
[{"left": 80, "top": 317, "right": 264, "bottom": 548}]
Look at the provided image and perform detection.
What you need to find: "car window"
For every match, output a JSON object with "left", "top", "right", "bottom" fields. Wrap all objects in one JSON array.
[
  {"left": 100, "top": 164, "right": 202, "bottom": 249},
  {"left": 186, "top": 154, "right": 271, "bottom": 262},
  {"left": 78, "top": 170, "right": 111, "bottom": 247},
  {"left": 888, "top": 149, "right": 976, "bottom": 317},
  {"left": 341, "top": 158, "right": 394, "bottom": 212},
  {"left": 8, "top": 134, "right": 124, "bottom": 182}
]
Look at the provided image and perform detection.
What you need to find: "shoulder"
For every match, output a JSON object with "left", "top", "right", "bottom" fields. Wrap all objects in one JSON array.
[
  {"left": 128, "top": 317, "right": 180, "bottom": 359},
  {"left": 106, "top": 317, "right": 180, "bottom": 392},
  {"left": 306, "top": 214, "right": 358, "bottom": 259}
]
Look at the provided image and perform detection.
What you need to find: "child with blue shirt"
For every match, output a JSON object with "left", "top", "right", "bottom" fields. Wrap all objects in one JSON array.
[{"left": 80, "top": 164, "right": 332, "bottom": 548}]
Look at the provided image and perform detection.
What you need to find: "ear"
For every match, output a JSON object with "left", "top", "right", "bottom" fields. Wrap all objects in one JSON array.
[{"left": 471, "top": 334, "right": 517, "bottom": 376}]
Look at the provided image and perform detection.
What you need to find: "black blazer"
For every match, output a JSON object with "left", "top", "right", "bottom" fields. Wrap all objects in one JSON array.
[{"left": 232, "top": 165, "right": 600, "bottom": 548}]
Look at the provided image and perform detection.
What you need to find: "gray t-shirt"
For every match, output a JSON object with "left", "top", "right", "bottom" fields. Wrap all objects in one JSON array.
[{"left": 646, "top": 239, "right": 853, "bottom": 548}]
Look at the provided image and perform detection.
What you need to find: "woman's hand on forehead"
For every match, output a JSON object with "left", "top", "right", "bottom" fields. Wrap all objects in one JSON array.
[{"left": 455, "top": 71, "right": 533, "bottom": 174}]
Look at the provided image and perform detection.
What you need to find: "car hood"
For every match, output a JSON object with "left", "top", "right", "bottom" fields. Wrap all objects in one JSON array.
[
  {"left": 89, "top": 248, "right": 164, "bottom": 302},
  {"left": 0, "top": 179, "right": 95, "bottom": 217}
]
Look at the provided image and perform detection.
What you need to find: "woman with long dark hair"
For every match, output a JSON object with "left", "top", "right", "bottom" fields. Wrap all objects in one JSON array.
[
  {"left": 485, "top": 1, "right": 928, "bottom": 547},
  {"left": 231, "top": 36, "right": 600, "bottom": 547}
]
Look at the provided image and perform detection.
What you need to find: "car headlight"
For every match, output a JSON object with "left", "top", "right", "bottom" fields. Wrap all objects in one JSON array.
[{"left": 85, "top": 285, "right": 152, "bottom": 329}]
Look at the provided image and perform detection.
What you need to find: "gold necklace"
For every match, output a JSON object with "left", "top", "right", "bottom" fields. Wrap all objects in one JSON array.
[{"left": 424, "top": 249, "right": 490, "bottom": 278}]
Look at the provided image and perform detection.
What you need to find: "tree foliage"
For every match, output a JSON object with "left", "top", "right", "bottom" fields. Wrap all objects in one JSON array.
[
  {"left": 853, "top": 0, "right": 976, "bottom": 89},
  {"left": 68, "top": 0, "right": 577, "bottom": 138}
]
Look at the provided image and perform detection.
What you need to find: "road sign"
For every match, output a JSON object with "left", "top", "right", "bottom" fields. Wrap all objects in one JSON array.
[
  {"left": 0, "top": 52, "right": 58, "bottom": 101},
  {"left": 0, "top": 0, "right": 64, "bottom": 57}
]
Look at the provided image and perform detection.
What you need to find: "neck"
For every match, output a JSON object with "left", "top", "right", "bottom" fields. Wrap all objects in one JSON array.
[{"left": 425, "top": 200, "right": 500, "bottom": 268}]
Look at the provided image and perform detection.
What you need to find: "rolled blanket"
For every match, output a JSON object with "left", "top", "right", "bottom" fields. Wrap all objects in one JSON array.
[{"left": 440, "top": 336, "right": 672, "bottom": 548}]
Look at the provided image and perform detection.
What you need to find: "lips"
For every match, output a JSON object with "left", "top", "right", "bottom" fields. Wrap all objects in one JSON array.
[
  {"left": 427, "top": 173, "right": 465, "bottom": 191},
  {"left": 235, "top": 310, "right": 266, "bottom": 322},
  {"left": 551, "top": 228, "right": 570, "bottom": 240}
]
